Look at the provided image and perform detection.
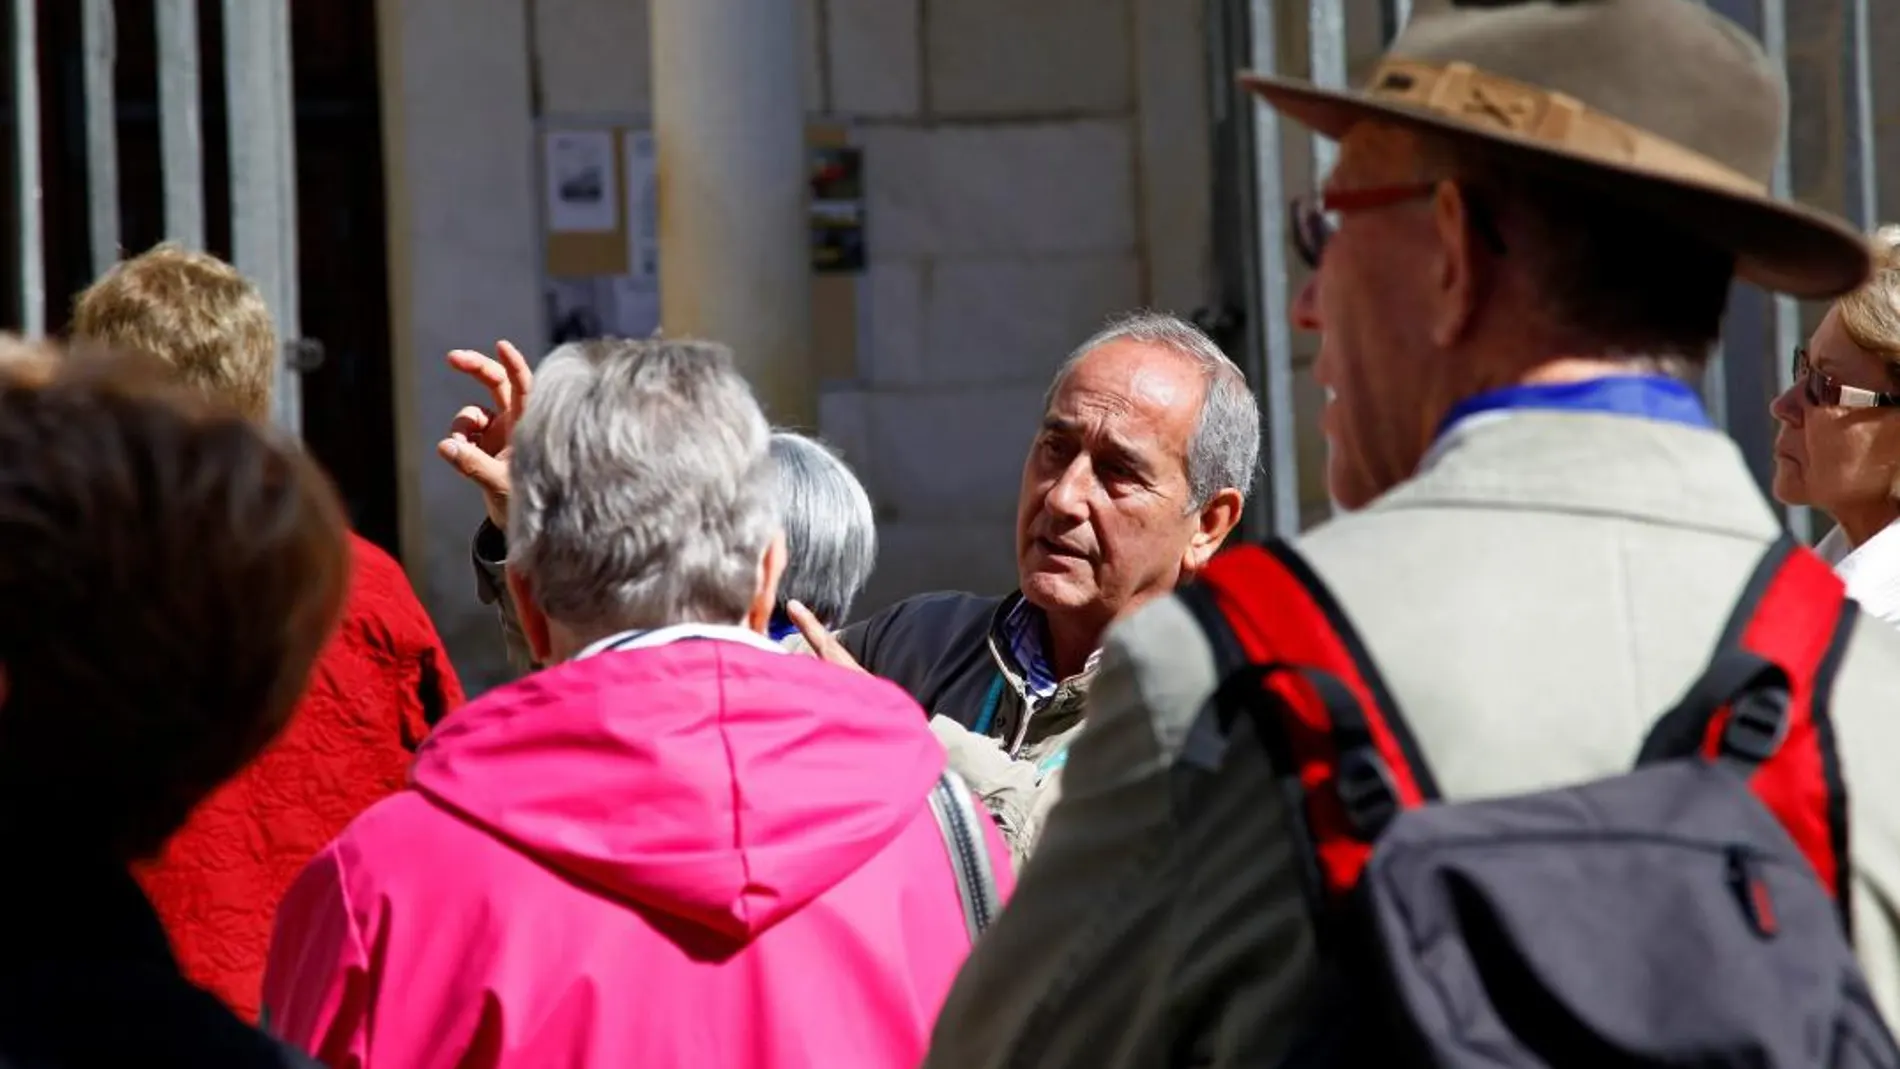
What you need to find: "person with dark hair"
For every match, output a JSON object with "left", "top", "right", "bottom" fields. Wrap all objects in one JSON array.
[
  {"left": 0, "top": 339, "right": 347, "bottom": 1067},
  {"left": 765, "top": 430, "right": 877, "bottom": 638}
]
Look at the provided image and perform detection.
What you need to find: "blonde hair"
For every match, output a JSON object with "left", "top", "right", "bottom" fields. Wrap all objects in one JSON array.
[
  {"left": 1837, "top": 226, "right": 1900, "bottom": 379},
  {"left": 70, "top": 243, "right": 277, "bottom": 421}
]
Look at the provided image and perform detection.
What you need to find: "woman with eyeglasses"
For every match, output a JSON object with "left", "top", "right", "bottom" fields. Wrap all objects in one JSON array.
[{"left": 1771, "top": 225, "right": 1900, "bottom": 623}]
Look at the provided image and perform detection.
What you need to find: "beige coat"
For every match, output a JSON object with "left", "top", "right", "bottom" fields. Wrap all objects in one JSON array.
[{"left": 922, "top": 410, "right": 1900, "bottom": 1069}]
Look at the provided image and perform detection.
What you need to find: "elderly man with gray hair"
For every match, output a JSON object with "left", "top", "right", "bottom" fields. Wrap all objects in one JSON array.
[
  {"left": 796, "top": 310, "right": 1261, "bottom": 861},
  {"left": 268, "top": 337, "right": 1010, "bottom": 1067}
]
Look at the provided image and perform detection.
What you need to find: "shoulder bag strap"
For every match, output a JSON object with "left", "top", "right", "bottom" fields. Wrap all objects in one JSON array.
[
  {"left": 928, "top": 768, "right": 1001, "bottom": 942},
  {"left": 1639, "top": 534, "right": 1858, "bottom": 931},
  {"left": 1175, "top": 537, "right": 1439, "bottom": 903}
]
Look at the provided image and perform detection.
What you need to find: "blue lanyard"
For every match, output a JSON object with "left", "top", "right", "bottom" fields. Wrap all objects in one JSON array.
[
  {"left": 971, "top": 673, "right": 1006, "bottom": 737},
  {"left": 971, "top": 672, "right": 1068, "bottom": 781},
  {"left": 1436, "top": 376, "right": 1711, "bottom": 441}
]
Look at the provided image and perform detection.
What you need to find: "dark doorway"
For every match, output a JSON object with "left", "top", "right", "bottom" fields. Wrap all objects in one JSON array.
[{"left": 0, "top": 0, "right": 401, "bottom": 556}]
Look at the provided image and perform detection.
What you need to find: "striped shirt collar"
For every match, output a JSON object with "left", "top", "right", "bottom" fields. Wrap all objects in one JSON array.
[{"left": 998, "top": 595, "right": 1103, "bottom": 703}]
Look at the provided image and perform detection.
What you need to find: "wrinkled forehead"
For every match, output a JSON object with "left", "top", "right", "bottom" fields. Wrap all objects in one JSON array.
[
  {"left": 1326, "top": 122, "right": 1431, "bottom": 189},
  {"left": 1047, "top": 342, "right": 1206, "bottom": 443}
]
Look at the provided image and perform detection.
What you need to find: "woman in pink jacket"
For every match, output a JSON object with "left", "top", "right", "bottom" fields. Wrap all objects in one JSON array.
[{"left": 262, "top": 337, "right": 1011, "bottom": 1068}]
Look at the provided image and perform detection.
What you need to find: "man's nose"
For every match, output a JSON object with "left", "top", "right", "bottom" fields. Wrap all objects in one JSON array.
[
  {"left": 1044, "top": 458, "right": 1093, "bottom": 520},
  {"left": 1293, "top": 273, "right": 1321, "bottom": 331}
]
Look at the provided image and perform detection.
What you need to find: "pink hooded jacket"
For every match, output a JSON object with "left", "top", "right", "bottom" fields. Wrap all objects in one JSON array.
[{"left": 261, "top": 626, "right": 1013, "bottom": 1069}]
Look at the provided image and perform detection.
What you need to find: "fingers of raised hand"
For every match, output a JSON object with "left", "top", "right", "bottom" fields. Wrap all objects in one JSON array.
[
  {"left": 448, "top": 405, "right": 494, "bottom": 443},
  {"left": 496, "top": 340, "right": 534, "bottom": 413},
  {"left": 436, "top": 435, "right": 509, "bottom": 494},
  {"left": 447, "top": 349, "right": 514, "bottom": 410},
  {"left": 787, "top": 600, "right": 866, "bottom": 673}
]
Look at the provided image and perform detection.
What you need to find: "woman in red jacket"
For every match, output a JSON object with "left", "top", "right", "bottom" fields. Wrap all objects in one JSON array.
[{"left": 72, "top": 244, "right": 465, "bottom": 1020}]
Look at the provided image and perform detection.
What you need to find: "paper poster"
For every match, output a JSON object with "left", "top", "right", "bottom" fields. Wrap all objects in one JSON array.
[
  {"left": 809, "top": 145, "right": 865, "bottom": 273},
  {"left": 544, "top": 129, "right": 618, "bottom": 234}
]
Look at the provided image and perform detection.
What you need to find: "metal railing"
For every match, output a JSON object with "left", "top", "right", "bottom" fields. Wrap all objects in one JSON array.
[
  {"left": 1212, "top": 0, "right": 1885, "bottom": 543},
  {"left": 4, "top": 0, "right": 303, "bottom": 434}
]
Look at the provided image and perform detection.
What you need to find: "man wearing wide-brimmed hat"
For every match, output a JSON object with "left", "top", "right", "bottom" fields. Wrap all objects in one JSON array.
[{"left": 922, "top": 2, "right": 1900, "bottom": 1066}]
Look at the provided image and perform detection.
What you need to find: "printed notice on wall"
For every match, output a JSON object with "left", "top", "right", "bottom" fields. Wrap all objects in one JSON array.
[{"left": 543, "top": 129, "right": 618, "bottom": 234}]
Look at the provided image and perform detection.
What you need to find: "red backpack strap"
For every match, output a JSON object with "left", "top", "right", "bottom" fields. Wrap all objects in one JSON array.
[
  {"left": 1638, "top": 534, "right": 1858, "bottom": 930},
  {"left": 1175, "top": 538, "right": 1438, "bottom": 902}
]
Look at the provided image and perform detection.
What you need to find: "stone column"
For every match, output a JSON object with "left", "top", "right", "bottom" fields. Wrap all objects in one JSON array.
[{"left": 649, "top": 0, "right": 815, "bottom": 428}]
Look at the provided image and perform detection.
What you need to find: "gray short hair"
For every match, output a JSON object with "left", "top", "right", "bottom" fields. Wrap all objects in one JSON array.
[
  {"left": 509, "top": 337, "right": 779, "bottom": 631},
  {"left": 770, "top": 432, "right": 877, "bottom": 628},
  {"left": 1047, "top": 311, "right": 1261, "bottom": 508}
]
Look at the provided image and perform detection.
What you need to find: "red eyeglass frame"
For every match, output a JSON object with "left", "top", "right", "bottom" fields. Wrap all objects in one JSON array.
[{"left": 1290, "top": 182, "right": 1440, "bottom": 268}]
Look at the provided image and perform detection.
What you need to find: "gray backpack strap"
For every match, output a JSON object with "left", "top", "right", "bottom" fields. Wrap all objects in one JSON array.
[{"left": 928, "top": 769, "right": 999, "bottom": 942}]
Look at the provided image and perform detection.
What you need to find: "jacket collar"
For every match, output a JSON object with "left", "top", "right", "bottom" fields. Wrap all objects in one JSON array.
[
  {"left": 1377, "top": 408, "right": 1782, "bottom": 540},
  {"left": 573, "top": 623, "right": 787, "bottom": 662},
  {"left": 984, "top": 594, "right": 1104, "bottom": 704}
]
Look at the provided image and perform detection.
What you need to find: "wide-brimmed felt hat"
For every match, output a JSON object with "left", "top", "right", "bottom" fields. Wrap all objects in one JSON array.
[{"left": 1242, "top": 0, "right": 1871, "bottom": 299}]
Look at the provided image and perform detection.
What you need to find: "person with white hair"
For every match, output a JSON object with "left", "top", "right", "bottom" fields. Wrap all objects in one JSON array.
[
  {"left": 765, "top": 431, "right": 878, "bottom": 639},
  {"left": 263, "top": 337, "right": 1011, "bottom": 1069}
]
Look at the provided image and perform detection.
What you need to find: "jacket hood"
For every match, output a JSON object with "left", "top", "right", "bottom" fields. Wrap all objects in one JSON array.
[{"left": 410, "top": 628, "right": 945, "bottom": 942}]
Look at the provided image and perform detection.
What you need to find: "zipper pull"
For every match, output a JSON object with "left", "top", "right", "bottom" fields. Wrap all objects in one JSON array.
[{"left": 1728, "top": 845, "right": 1778, "bottom": 939}]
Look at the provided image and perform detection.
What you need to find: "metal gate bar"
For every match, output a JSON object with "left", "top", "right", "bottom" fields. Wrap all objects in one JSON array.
[
  {"left": 10, "top": 0, "right": 41, "bottom": 336},
  {"left": 5, "top": 1, "right": 298, "bottom": 434},
  {"left": 1249, "top": 0, "right": 1302, "bottom": 537},
  {"left": 1307, "top": 0, "right": 1347, "bottom": 186},
  {"left": 158, "top": 0, "right": 205, "bottom": 250},
  {"left": 223, "top": 0, "right": 302, "bottom": 433},
  {"left": 82, "top": 0, "right": 118, "bottom": 277}
]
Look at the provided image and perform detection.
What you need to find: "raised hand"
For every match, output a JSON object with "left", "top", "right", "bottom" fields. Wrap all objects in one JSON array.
[{"left": 435, "top": 340, "right": 534, "bottom": 529}]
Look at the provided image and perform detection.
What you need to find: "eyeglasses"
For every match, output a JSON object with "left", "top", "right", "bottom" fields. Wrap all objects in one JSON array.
[
  {"left": 1288, "top": 181, "right": 1506, "bottom": 269},
  {"left": 1288, "top": 183, "right": 1437, "bottom": 270},
  {"left": 1791, "top": 345, "right": 1900, "bottom": 408}
]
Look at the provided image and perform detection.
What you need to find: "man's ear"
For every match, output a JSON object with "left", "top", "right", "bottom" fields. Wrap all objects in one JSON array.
[
  {"left": 504, "top": 567, "right": 555, "bottom": 665},
  {"left": 1430, "top": 180, "right": 1488, "bottom": 349},
  {"left": 1180, "top": 486, "right": 1246, "bottom": 579},
  {"left": 746, "top": 530, "right": 789, "bottom": 634}
]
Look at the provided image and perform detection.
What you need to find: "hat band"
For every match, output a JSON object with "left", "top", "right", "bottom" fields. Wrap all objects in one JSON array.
[{"left": 1366, "top": 59, "right": 1766, "bottom": 198}]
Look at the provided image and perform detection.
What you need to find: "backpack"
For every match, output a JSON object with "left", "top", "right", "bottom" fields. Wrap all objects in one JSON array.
[{"left": 1174, "top": 533, "right": 1900, "bottom": 1067}]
